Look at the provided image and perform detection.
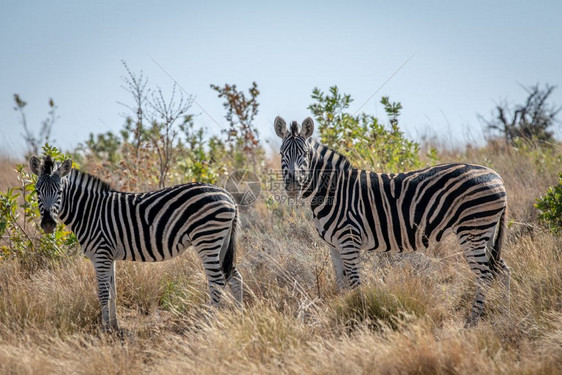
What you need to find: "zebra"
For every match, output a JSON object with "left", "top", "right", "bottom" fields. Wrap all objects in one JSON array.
[
  {"left": 274, "top": 116, "right": 510, "bottom": 327},
  {"left": 29, "top": 155, "right": 243, "bottom": 331}
]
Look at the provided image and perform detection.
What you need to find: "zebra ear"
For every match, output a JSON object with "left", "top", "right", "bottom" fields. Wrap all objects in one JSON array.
[
  {"left": 29, "top": 156, "right": 41, "bottom": 176},
  {"left": 56, "top": 159, "right": 72, "bottom": 177},
  {"left": 300, "top": 117, "right": 314, "bottom": 139},
  {"left": 274, "top": 116, "right": 287, "bottom": 138}
]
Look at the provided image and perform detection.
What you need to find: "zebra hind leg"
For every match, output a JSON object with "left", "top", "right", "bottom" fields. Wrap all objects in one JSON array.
[
  {"left": 219, "top": 221, "right": 243, "bottom": 307},
  {"left": 227, "top": 267, "right": 243, "bottom": 307},
  {"left": 460, "top": 214, "right": 511, "bottom": 327},
  {"left": 202, "top": 252, "right": 227, "bottom": 307},
  {"left": 194, "top": 238, "right": 228, "bottom": 307},
  {"left": 487, "top": 214, "right": 511, "bottom": 318},
  {"left": 463, "top": 246, "right": 493, "bottom": 327},
  {"left": 464, "top": 254, "right": 511, "bottom": 327},
  {"left": 458, "top": 230, "right": 501, "bottom": 327},
  {"left": 489, "top": 248, "right": 511, "bottom": 319}
]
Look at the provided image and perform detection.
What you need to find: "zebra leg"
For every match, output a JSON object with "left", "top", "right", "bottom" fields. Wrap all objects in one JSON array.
[
  {"left": 227, "top": 267, "right": 243, "bottom": 307},
  {"left": 460, "top": 236, "right": 495, "bottom": 327},
  {"left": 339, "top": 244, "right": 362, "bottom": 289},
  {"left": 92, "top": 257, "right": 119, "bottom": 331},
  {"left": 486, "top": 214, "right": 511, "bottom": 317},
  {"left": 329, "top": 245, "right": 347, "bottom": 290},
  {"left": 198, "top": 250, "right": 227, "bottom": 307},
  {"left": 493, "top": 257, "right": 511, "bottom": 317},
  {"left": 108, "top": 261, "right": 118, "bottom": 327}
]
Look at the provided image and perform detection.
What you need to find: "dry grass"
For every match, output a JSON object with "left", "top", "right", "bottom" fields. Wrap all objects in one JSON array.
[
  {"left": 0, "top": 156, "right": 23, "bottom": 191},
  {"left": 0, "top": 145, "right": 561, "bottom": 374}
]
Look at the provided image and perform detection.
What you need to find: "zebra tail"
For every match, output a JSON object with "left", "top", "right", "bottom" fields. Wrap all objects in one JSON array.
[
  {"left": 222, "top": 207, "right": 238, "bottom": 280},
  {"left": 490, "top": 207, "right": 507, "bottom": 275}
]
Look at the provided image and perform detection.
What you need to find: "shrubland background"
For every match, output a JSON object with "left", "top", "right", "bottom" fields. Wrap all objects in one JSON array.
[{"left": 0, "top": 66, "right": 561, "bottom": 374}]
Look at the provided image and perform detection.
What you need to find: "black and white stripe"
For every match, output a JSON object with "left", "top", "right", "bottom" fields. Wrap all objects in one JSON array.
[
  {"left": 30, "top": 156, "right": 242, "bottom": 330},
  {"left": 275, "top": 117, "right": 510, "bottom": 326}
]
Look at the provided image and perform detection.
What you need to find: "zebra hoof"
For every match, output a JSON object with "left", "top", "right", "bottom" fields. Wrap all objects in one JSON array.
[
  {"left": 464, "top": 315, "right": 480, "bottom": 328},
  {"left": 102, "top": 326, "right": 130, "bottom": 341},
  {"left": 101, "top": 323, "right": 121, "bottom": 334}
]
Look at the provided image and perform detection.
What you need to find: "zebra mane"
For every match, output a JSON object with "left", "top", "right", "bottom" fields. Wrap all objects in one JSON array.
[
  {"left": 69, "top": 169, "right": 113, "bottom": 192},
  {"left": 42, "top": 156, "right": 55, "bottom": 175},
  {"left": 290, "top": 121, "right": 300, "bottom": 136},
  {"left": 310, "top": 140, "right": 354, "bottom": 170}
]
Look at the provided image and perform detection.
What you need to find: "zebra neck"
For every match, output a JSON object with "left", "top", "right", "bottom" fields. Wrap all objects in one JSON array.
[
  {"left": 58, "top": 170, "right": 110, "bottom": 237},
  {"left": 302, "top": 142, "right": 354, "bottom": 200}
]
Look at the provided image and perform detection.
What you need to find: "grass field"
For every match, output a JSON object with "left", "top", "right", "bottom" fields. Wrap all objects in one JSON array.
[{"left": 0, "top": 143, "right": 560, "bottom": 374}]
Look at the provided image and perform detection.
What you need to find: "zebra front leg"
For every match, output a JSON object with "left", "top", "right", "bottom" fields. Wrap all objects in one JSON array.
[
  {"left": 329, "top": 245, "right": 347, "bottom": 290},
  {"left": 339, "top": 245, "right": 362, "bottom": 289},
  {"left": 92, "top": 257, "right": 119, "bottom": 331}
]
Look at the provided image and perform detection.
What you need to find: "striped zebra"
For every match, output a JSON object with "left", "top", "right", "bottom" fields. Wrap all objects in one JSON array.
[
  {"left": 29, "top": 156, "right": 242, "bottom": 331},
  {"left": 274, "top": 117, "right": 510, "bottom": 327}
]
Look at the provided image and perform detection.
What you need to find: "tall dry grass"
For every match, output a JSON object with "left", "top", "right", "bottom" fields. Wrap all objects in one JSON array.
[
  {"left": 0, "top": 143, "right": 560, "bottom": 374},
  {"left": 0, "top": 156, "right": 22, "bottom": 191}
]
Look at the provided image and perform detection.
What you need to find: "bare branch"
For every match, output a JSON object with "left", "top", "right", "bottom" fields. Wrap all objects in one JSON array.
[
  {"left": 481, "top": 84, "right": 559, "bottom": 145},
  {"left": 147, "top": 83, "right": 194, "bottom": 188},
  {"left": 14, "top": 94, "right": 57, "bottom": 155}
]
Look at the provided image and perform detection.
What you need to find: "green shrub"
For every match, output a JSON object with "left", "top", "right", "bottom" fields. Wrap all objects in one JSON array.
[
  {"left": 80, "top": 64, "right": 246, "bottom": 189},
  {"left": 174, "top": 120, "right": 226, "bottom": 184},
  {"left": 308, "top": 86, "right": 426, "bottom": 172},
  {"left": 511, "top": 138, "right": 562, "bottom": 174},
  {"left": 0, "top": 144, "right": 78, "bottom": 268},
  {"left": 536, "top": 173, "right": 562, "bottom": 233}
]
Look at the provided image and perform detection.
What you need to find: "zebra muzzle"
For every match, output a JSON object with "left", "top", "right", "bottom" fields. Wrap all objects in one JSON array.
[{"left": 40, "top": 216, "right": 57, "bottom": 234}]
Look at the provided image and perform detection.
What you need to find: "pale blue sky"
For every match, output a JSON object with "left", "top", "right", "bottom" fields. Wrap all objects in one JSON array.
[{"left": 1, "top": 0, "right": 561, "bottom": 156}]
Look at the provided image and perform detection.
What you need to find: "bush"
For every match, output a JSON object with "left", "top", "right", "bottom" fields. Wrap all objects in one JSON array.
[
  {"left": 79, "top": 64, "right": 253, "bottom": 190},
  {"left": 0, "top": 144, "right": 78, "bottom": 268},
  {"left": 210, "top": 81, "right": 266, "bottom": 174},
  {"left": 536, "top": 173, "right": 562, "bottom": 233},
  {"left": 308, "top": 86, "right": 425, "bottom": 172}
]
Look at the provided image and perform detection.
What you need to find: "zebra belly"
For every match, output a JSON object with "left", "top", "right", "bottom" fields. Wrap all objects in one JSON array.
[
  {"left": 112, "top": 229, "right": 193, "bottom": 262},
  {"left": 359, "top": 213, "right": 455, "bottom": 253},
  {"left": 313, "top": 208, "right": 432, "bottom": 253},
  {"left": 361, "top": 229, "right": 425, "bottom": 253}
]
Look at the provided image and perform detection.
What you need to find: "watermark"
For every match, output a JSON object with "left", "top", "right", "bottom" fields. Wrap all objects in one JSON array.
[{"left": 224, "top": 170, "right": 261, "bottom": 206}]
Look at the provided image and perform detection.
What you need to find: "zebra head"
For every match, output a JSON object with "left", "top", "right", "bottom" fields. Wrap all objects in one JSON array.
[
  {"left": 29, "top": 155, "right": 72, "bottom": 234},
  {"left": 274, "top": 116, "right": 315, "bottom": 196}
]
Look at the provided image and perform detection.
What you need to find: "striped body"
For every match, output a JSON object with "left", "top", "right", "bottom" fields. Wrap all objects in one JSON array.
[
  {"left": 305, "top": 155, "right": 507, "bottom": 254},
  {"left": 60, "top": 171, "right": 237, "bottom": 262},
  {"left": 275, "top": 117, "right": 510, "bottom": 326},
  {"left": 30, "top": 156, "right": 242, "bottom": 331}
]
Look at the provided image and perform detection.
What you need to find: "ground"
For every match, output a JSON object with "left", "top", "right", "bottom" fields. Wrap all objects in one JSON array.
[{"left": 0, "top": 144, "right": 560, "bottom": 374}]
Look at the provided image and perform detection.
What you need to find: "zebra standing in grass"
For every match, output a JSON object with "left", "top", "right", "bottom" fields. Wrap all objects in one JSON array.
[
  {"left": 29, "top": 155, "right": 242, "bottom": 331},
  {"left": 274, "top": 117, "right": 510, "bottom": 326}
]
